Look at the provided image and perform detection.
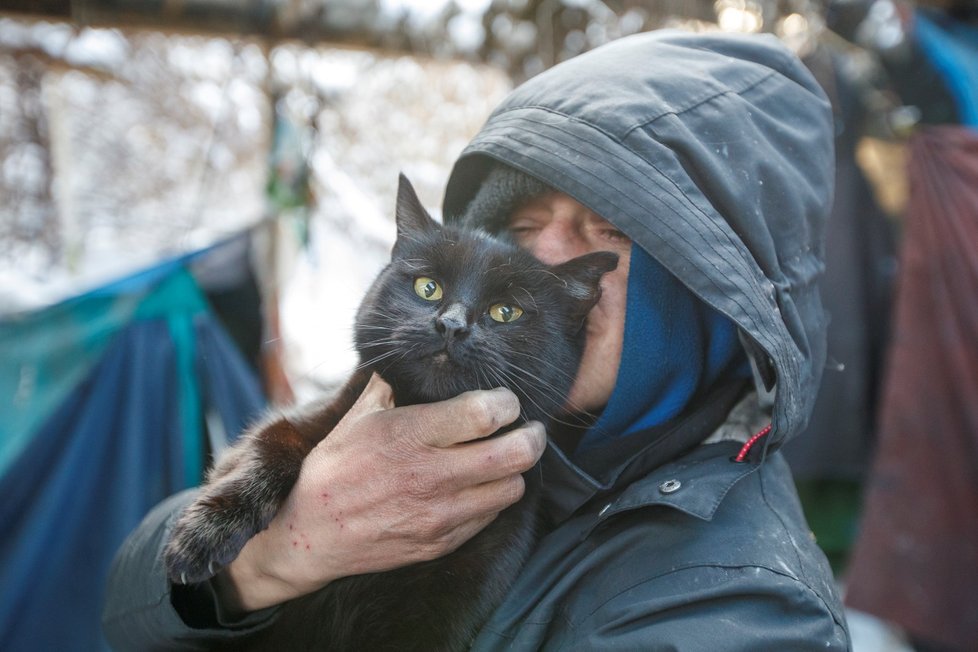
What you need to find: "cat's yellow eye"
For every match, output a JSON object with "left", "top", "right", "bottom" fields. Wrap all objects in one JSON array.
[
  {"left": 414, "top": 277, "right": 443, "bottom": 301},
  {"left": 489, "top": 303, "right": 523, "bottom": 323}
]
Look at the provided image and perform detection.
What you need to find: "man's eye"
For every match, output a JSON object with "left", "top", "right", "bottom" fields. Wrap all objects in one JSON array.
[
  {"left": 602, "top": 229, "right": 629, "bottom": 243},
  {"left": 508, "top": 226, "right": 540, "bottom": 245}
]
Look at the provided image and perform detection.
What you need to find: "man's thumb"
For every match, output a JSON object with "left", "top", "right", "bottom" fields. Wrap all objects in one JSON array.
[{"left": 350, "top": 373, "right": 395, "bottom": 415}]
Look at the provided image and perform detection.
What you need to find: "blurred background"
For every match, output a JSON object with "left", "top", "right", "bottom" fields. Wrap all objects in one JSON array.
[{"left": 1, "top": 0, "right": 976, "bottom": 650}]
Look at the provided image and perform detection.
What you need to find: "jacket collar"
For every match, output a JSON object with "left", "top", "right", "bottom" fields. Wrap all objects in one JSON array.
[
  {"left": 595, "top": 442, "right": 759, "bottom": 523},
  {"left": 539, "top": 380, "right": 752, "bottom": 524}
]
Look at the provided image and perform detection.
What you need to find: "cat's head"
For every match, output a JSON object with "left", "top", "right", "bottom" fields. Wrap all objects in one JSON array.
[{"left": 355, "top": 174, "right": 618, "bottom": 423}]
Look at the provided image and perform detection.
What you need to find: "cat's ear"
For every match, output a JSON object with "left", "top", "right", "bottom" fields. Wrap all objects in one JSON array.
[
  {"left": 550, "top": 251, "right": 619, "bottom": 320},
  {"left": 394, "top": 173, "right": 439, "bottom": 255}
]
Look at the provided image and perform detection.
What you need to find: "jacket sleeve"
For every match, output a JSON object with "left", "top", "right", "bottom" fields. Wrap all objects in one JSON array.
[
  {"left": 556, "top": 564, "right": 850, "bottom": 651},
  {"left": 101, "top": 490, "right": 279, "bottom": 651}
]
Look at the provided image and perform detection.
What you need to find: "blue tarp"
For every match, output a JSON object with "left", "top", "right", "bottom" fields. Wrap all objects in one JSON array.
[
  {"left": 0, "top": 260, "right": 265, "bottom": 651},
  {"left": 915, "top": 9, "right": 978, "bottom": 128}
]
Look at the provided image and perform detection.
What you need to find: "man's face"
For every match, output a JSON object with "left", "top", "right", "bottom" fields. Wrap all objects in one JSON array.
[{"left": 508, "top": 192, "right": 631, "bottom": 414}]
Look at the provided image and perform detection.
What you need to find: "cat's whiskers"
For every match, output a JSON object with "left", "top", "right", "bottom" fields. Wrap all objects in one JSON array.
[
  {"left": 486, "top": 365, "right": 581, "bottom": 429},
  {"left": 514, "top": 286, "right": 538, "bottom": 311},
  {"left": 378, "top": 341, "right": 424, "bottom": 374},
  {"left": 354, "top": 348, "right": 407, "bottom": 372},
  {"left": 357, "top": 338, "right": 404, "bottom": 348},
  {"left": 528, "top": 268, "right": 565, "bottom": 285},
  {"left": 495, "top": 362, "right": 597, "bottom": 428},
  {"left": 398, "top": 257, "right": 430, "bottom": 272},
  {"left": 475, "top": 365, "right": 493, "bottom": 392},
  {"left": 483, "top": 364, "right": 548, "bottom": 418},
  {"left": 355, "top": 324, "right": 397, "bottom": 331},
  {"left": 356, "top": 310, "right": 405, "bottom": 322},
  {"left": 505, "top": 348, "right": 581, "bottom": 388}
]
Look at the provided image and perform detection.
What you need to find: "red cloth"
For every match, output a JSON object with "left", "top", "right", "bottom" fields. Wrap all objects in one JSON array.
[{"left": 845, "top": 126, "right": 978, "bottom": 651}]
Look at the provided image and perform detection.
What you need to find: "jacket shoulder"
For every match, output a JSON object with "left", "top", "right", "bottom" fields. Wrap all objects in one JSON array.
[
  {"left": 473, "top": 446, "right": 849, "bottom": 650},
  {"left": 564, "top": 563, "right": 849, "bottom": 651},
  {"left": 559, "top": 451, "right": 849, "bottom": 649}
]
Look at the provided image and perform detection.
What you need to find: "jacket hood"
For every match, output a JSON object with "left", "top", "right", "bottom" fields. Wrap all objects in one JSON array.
[{"left": 443, "top": 30, "right": 834, "bottom": 451}]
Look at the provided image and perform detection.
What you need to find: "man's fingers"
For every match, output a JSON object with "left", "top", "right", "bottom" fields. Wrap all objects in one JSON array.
[
  {"left": 443, "top": 422, "right": 546, "bottom": 487},
  {"left": 423, "top": 512, "right": 501, "bottom": 560},
  {"left": 424, "top": 476, "right": 527, "bottom": 555},
  {"left": 396, "top": 387, "right": 522, "bottom": 448},
  {"left": 461, "top": 474, "right": 528, "bottom": 515}
]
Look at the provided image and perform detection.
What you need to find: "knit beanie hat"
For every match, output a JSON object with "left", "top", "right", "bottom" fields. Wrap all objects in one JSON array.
[{"left": 457, "top": 164, "right": 551, "bottom": 233}]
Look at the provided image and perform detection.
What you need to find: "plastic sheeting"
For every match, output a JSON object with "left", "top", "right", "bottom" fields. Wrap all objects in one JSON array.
[
  {"left": 845, "top": 126, "right": 978, "bottom": 651},
  {"left": 915, "top": 9, "right": 978, "bottom": 128},
  {"left": 0, "top": 265, "right": 265, "bottom": 651}
]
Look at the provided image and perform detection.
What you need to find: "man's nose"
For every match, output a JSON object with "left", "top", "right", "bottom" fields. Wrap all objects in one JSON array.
[{"left": 531, "top": 222, "right": 585, "bottom": 265}]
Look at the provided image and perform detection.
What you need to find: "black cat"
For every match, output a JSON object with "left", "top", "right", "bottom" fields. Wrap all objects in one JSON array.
[{"left": 164, "top": 175, "right": 618, "bottom": 650}]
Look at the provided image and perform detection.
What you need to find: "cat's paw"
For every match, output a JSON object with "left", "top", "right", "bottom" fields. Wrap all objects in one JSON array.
[
  {"left": 164, "top": 485, "right": 272, "bottom": 585},
  {"left": 164, "top": 419, "right": 309, "bottom": 585}
]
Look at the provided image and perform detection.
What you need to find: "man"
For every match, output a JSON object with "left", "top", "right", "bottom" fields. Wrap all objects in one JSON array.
[{"left": 103, "top": 30, "right": 849, "bottom": 649}]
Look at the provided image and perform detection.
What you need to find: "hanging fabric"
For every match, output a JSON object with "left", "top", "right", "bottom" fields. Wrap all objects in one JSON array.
[{"left": 845, "top": 125, "right": 978, "bottom": 651}]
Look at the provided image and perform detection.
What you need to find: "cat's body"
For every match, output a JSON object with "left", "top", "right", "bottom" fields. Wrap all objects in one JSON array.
[{"left": 164, "top": 175, "right": 618, "bottom": 651}]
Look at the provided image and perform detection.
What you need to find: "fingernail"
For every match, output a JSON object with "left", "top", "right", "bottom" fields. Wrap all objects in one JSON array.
[
  {"left": 525, "top": 421, "right": 547, "bottom": 452},
  {"left": 497, "top": 387, "right": 520, "bottom": 403}
]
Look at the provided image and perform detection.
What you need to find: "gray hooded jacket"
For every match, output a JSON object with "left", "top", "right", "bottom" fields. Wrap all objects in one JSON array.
[{"left": 438, "top": 30, "right": 849, "bottom": 650}]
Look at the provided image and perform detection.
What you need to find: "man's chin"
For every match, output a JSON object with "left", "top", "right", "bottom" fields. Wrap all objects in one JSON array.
[{"left": 565, "top": 384, "right": 598, "bottom": 416}]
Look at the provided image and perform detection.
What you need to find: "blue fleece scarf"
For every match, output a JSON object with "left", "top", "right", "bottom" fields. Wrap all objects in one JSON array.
[{"left": 577, "top": 244, "right": 748, "bottom": 451}]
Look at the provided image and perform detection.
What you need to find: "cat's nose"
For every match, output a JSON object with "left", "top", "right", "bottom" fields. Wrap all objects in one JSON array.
[{"left": 436, "top": 303, "right": 469, "bottom": 340}]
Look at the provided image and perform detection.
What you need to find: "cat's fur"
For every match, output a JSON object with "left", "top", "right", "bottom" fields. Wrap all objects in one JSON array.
[{"left": 164, "top": 175, "right": 618, "bottom": 651}]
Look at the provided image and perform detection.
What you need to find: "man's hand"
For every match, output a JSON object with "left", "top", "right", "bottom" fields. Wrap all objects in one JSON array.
[{"left": 216, "top": 374, "right": 546, "bottom": 613}]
